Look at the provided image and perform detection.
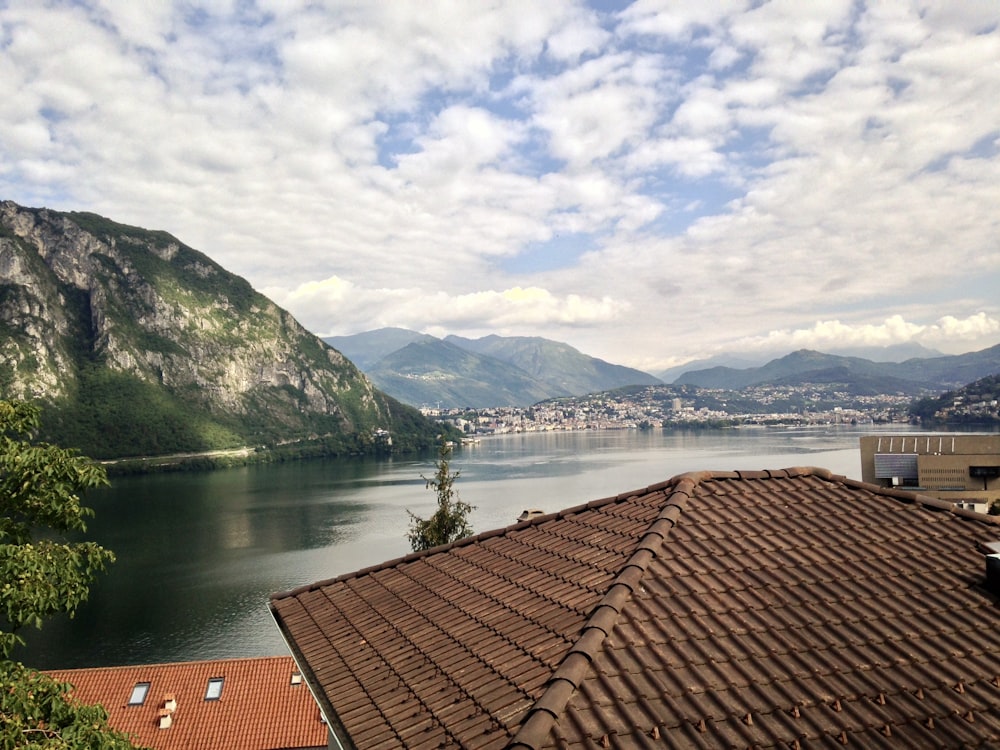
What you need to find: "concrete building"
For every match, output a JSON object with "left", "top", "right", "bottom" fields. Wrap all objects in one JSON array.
[{"left": 859, "top": 433, "right": 1000, "bottom": 513}]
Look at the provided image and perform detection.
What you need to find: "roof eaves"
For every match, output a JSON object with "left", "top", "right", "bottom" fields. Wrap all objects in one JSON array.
[
  {"left": 267, "top": 603, "right": 354, "bottom": 750},
  {"left": 839, "top": 475, "right": 1000, "bottom": 524}
]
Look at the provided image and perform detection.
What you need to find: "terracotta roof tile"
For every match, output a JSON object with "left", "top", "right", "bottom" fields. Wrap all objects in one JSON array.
[
  {"left": 270, "top": 467, "right": 1000, "bottom": 748},
  {"left": 46, "top": 656, "right": 326, "bottom": 750}
]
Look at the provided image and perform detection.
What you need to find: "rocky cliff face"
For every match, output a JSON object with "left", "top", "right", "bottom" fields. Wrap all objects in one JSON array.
[{"left": 0, "top": 201, "right": 434, "bottom": 457}]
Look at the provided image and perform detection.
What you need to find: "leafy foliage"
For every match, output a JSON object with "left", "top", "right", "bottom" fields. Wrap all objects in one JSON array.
[
  {"left": 0, "top": 400, "right": 114, "bottom": 655},
  {"left": 407, "top": 441, "right": 475, "bottom": 552},
  {"left": 0, "top": 400, "right": 143, "bottom": 748},
  {"left": 41, "top": 370, "right": 245, "bottom": 459},
  {"left": 0, "top": 661, "right": 143, "bottom": 749}
]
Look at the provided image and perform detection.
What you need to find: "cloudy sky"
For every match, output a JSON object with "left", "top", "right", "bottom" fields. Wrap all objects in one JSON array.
[{"left": 3, "top": 1, "right": 1000, "bottom": 372}]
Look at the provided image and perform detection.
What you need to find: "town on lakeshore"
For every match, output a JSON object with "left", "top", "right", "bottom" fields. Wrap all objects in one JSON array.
[{"left": 424, "top": 382, "right": 918, "bottom": 435}]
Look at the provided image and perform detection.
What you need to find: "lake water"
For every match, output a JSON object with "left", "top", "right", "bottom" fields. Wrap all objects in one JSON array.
[{"left": 18, "top": 424, "right": 908, "bottom": 669}]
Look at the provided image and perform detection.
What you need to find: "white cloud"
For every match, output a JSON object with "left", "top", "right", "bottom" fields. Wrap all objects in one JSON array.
[
  {"left": 926, "top": 313, "right": 1000, "bottom": 346},
  {"left": 2, "top": 1, "right": 1000, "bottom": 371},
  {"left": 734, "top": 314, "right": 1000, "bottom": 354},
  {"left": 526, "top": 52, "right": 669, "bottom": 169},
  {"left": 545, "top": 13, "right": 611, "bottom": 62},
  {"left": 617, "top": 0, "right": 751, "bottom": 40},
  {"left": 268, "top": 278, "right": 628, "bottom": 337},
  {"left": 395, "top": 106, "right": 526, "bottom": 176}
]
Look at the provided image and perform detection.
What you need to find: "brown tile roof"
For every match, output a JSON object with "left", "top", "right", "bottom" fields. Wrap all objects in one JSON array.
[
  {"left": 46, "top": 656, "right": 327, "bottom": 750},
  {"left": 269, "top": 467, "right": 1000, "bottom": 748}
]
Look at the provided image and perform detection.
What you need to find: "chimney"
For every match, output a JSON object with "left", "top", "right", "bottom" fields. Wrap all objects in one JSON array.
[
  {"left": 981, "top": 542, "right": 1000, "bottom": 596},
  {"left": 159, "top": 694, "right": 177, "bottom": 729}
]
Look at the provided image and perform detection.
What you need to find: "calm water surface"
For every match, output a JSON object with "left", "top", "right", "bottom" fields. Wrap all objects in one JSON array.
[{"left": 19, "top": 424, "right": 909, "bottom": 669}]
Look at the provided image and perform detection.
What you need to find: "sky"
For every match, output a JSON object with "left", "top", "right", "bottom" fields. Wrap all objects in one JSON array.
[{"left": 2, "top": 1, "right": 1000, "bottom": 373}]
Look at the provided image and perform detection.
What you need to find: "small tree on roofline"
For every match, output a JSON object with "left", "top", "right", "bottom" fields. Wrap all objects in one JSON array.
[{"left": 407, "top": 439, "right": 474, "bottom": 552}]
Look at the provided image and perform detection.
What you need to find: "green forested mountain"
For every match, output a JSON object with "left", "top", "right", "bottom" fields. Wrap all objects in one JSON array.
[
  {"left": 445, "top": 334, "right": 662, "bottom": 395},
  {"left": 369, "top": 338, "right": 556, "bottom": 408},
  {"left": 0, "top": 201, "right": 441, "bottom": 459},
  {"left": 324, "top": 328, "right": 662, "bottom": 408}
]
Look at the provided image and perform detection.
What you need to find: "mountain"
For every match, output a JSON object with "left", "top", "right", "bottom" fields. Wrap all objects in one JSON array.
[
  {"left": 0, "top": 201, "right": 441, "bottom": 459},
  {"left": 824, "top": 342, "right": 944, "bottom": 362},
  {"left": 910, "top": 373, "right": 1000, "bottom": 425},
  {"left": 766, "top": 366, "right": 928, "bottom": 396},
  {"left": 324, "top": 327, "right": 432, "bottom": 370},
  {"left": 322, "top": 329, "right": 663, "bottom": 408},
  {"left": 445, "top": 334, "right": 662, "bottom": 395},
  {"left": 894, "top": 344, "right": 1000, "bottom": 388},
  {"left": 674, "top": 349, "right": 899, "bottom": 389},
  {"left": 661, "top": 344, "right": 945, "bottom": 383},
  {"left": 368, "top": 338, "right": 556, "bottom": 408},
  {"left": 675, "top": 346, "right": 1000, "bottom": 391},
  {"left": 657, "top": 354, "right": 769, "bottom": 384}
]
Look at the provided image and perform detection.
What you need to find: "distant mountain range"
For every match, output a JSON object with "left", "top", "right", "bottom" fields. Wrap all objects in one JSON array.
[
  {"left": 323, "top": 328, "right": 662, "bottom": 408},
  {"left": 673, "top": 347, "right": 1000, "bottom": 392},
  {"left": 654, "top": 342, "right": 944, "bottom": 383},
  {"left": 327, "top": 328, "right": 1000, "bottom": 410}
]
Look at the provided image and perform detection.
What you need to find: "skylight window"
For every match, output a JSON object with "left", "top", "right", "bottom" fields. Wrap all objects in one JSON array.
[
  {"left": 128, "top": 682, "right": 150, "bottom": 706},
  {"left": 205, "top": 677, "right": 224, "bottom": 700}
]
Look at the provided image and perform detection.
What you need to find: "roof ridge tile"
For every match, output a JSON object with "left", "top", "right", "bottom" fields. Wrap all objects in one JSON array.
[
  {"left": 272, "top": 484, "right": 676, "bottom": 602},
  {"left": 506, "top": 471, "right": 704, "bottom": 748}
]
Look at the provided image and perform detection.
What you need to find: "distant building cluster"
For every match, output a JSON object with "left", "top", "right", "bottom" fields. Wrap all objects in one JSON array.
[
  {"left": 931, "top": 394, "right": 1000, "bottom": 422},
  {"left": 423, "top": 384, "right": 914, "bottom": 435}
]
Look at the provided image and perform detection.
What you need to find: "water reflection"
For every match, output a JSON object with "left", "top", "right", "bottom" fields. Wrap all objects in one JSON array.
[{"left": 16, "top": 425, "right": 902, "bottom": 669}]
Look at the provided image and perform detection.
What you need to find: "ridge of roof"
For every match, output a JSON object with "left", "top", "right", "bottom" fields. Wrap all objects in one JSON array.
[
  {"left": 50, "top": 654, "right": 294, "bottom": 673},
  {"left": 838, "top": 475, "right": 1000, "bottom": 524},
  {"left": 504, "top": 468, "right": 813, "bottom": 748},
  {"left": 269, "top": 471, "right": 704, "bottom": 602},
  {"left": 506, "top": 472, "right": 692, "bottom": 748}
]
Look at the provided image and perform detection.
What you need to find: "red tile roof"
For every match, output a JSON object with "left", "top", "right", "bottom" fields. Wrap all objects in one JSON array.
[
  {"left": 46, "top": 656, "right": 327, "bottom": 750},
  {"left": 269, "top": 467, "right": 1000, "bottom": 748}
]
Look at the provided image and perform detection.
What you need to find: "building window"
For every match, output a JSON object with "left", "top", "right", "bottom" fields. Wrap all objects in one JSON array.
[
  {"left": 128, "top": 682, "right": 150, "bottom": 706},
  {"left": 205, "top": 677, "right": 224, "bottom": 700}
]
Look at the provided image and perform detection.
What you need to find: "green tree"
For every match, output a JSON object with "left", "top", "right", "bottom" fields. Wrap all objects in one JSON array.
[
  {"left": 407, "top": 440, "right": 475, "bottom": 552},
  {"left": 0, "top": 400, "right": 143, "bottom": 749}
]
